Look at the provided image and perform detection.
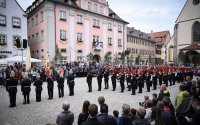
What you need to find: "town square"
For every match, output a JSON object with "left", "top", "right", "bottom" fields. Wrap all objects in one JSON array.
[{"left": 0, "top": 0, "right": 200, "bottom": 125}]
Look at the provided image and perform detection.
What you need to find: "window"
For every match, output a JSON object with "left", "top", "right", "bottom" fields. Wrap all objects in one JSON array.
[
  {"left": 93, "top": 35, "right": 99, "bottom": 42},
  {"left": 77, "top": 15, "right": 82, "bottom": 24},
  {"left": 37, "top": 50, "right": 39, "bottom": 53},
  {"left": 41, "top": 11, "right": 44, "bottom": 22},
  {"left": 41, "top": 30, "right": 44, "bottom": 41},
  {"left": 12, "top": 17, "right": 21, "bottom": 28},
  {"left": 77, "top": 32, "right": 83, "bottom": 41},
  {"left": 36, "top": 33, "right": 39, "bottom": 42},
  {"left": 60, "top": 11, "right": 66, "bottom": 21},
  {"left": 93, "top": 19, "right": 100, "bottom": 28},
  {"left": 193, "top": 21, "right": 200, "bottom": 43},
  {"left": 32, "top": 51, "right": 34, "bottom": 54},
  {"left": 94, "top": 4, "right": 97, "bottom": 12},
  {"left": 35, "top": 15, "right": 38, "bottom": 25},
  {"left": 41, "top": 49, "right": 44, "bottom": 53},
  {"left": 13, "top": 36, "right": 21, "bottom": 47},
  {"left": 0, "top": 15, "right": 6, "bottom": 26},
  {"left": 32, "top": 18, "right": 34, "bottom": 27},
  {"left": 0, "top": 34, "right": 6, "bottom": 47},
  {"left": 60, "top": 49, "right": 67, "bottom": 53},
  {"left": 32, "top": 35, "right": 34, "bottom": 42},
  {"left": 60, "top": 57, "right": 67, "bottom": 64},
  {"left": 100, "top": 6, "right": 104, "bottom": 14},
  {"left": 60, "top": 30, "right": 67, "bottom": 40},
  {"left": 77, "top": 56, "right": 83, "bottom": 61},
  {"left": 118, "top": 39, "right": 122, "bottom": 46},
  {"left": 77, "top": 50, "right": 82, "bottom": 53},
  {"left": 0, "top": 0, "right": 6, "bottom": 8},
  {"left": 118, "top": 25, "right": 122, "bottom": 32},
  {"left": 108, "top": 37, "right": 112, "bottom": 45},
  {"left": 88, "top": 2, "right": 91, "bottom": 10},
  {"left": 108, "top": 23, "right": 112, "bottom": 30}
]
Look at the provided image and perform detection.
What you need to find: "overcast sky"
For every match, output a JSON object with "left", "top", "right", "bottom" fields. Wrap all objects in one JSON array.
[{"left": 16, "top": 0, "right": 186, "bottom": 35}]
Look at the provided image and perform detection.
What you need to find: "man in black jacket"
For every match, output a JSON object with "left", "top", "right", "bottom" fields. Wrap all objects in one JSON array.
[
  {"left": 57, "top": 74, "right": 65, "bottom": 97},
  {"left": 67, "top": 72, "right": 75, "bottom": 96},
  {"left": 111, "top": 72, "right": 117, "bottom": 91},
  {"left": 6, "top": 71, "right": 18, "bottom": 107},
  {"left": 97, "top": 71, "right": 103, "bottom": 91},
  {"left": 104, "top": 70, "right": 109, "bottom": 89},
  {"left": 21, "top": 73, "right": 31, "bottom": 104},
  {"left": 87, "top": 72, "right": 93, "bottom": 92},
  {"left": 47, "top": 75, "right": 54, "bottom": 100},
  {"left": 33, "top": 73, "right": 43, "bottom": 102}
]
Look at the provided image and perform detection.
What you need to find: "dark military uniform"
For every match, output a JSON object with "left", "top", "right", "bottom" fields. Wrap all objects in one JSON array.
[
  {"left": 87, "top": 73, "right": 93, "bottom": 92},
  {"left": 67, "top": 74, "right": 75, "bottom": 96},
  {"left": 21, "top": 78, "right": 31, "bottom": 104},
  {"left": 47, "top": 77, "right": 54, "bottom": 99},
  {"left": 104, "top": 71, "right": 109, "bottom": 89},
  {"left": 131, "top": 75, "right": 137, "bottom": 95},
  {"left": 146, "top": 74, "right": 151, "bottom": 92},
  {"left": 158, "top": 72, "right": 163, "bottom": 86},
  {"left": 126, "top": 74, "right": 131, "bottom": 91},
  {"left": 163, "top": 73, "right": 168, "bottom": 87},
  {"left": 6, "top": 78, "right": 18, "bottom": 107},
  {"left": 168, "top": 73, "right": 172, "bottom": 86},
  {"left": 138, "top": 75, "right": 143, "bottom": 93},
  {"left": 97, "top": 72, "right": 103, "bottom": 91},
  {"left": 34, "top": 79, "right": 43, "bottom": 102},
  {"left": 57, "top": 76, "right": 64, "bottom": 97},
  {"left": 152, "top": 74, "right": 158, "bottom": 90},
  {"left": 172, "top": 72, "right": 176, "bottom": 85},
  {"left": 119, "top": 73, "right": 125, "bottom": 92},
  {"left": 111, "top": 73, "right": 117, "bottom": 91}
]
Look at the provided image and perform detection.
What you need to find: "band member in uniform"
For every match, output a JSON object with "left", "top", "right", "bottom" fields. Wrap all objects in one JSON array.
[
  {"left": 34, "top": 73, "right": 43, "bottom": 102},
  {"left": 6, "top": 71, "right": 18, "bottom": 107},
  {"left": 119, "top": 72, "right": 125, "bottom": 92},
  {"left": 138, "top": 73, "right": 143, "bottom": 93},
  {"left": 57, "top": 74, "right": 64, "bottom": 98},
  {"left": 158, "top": 72, "right": 163, "bottom": 86},
  {"left": 87, "top": 72, "right": 93, "bottom": 92},
  {"left": 172, "top": 71, "right": 176, "bottom": 85},
  {"left": 47, "top": 74, "right": 54, "bottom": 100},
  {"left": 168, "top": 72, "right": 172, "bottom": 86},
  {"left": 21, "top": 73, "right": 31, "bottom": 104},
  {"left": 146, "top": 71, "right": 151, "bottom": 92},
  {"left": 163, "top": 72, "right": 168, "bottom": 87},
  {"left": 104, "top": 70, "right": 109, "bottom": 89},
  {"left": 126, "top": 73, "right": 131, "bottom": 91},
  {"left": 152, "top": 72, "right": 158, "bottom": 90},
  {"left": 97, "top": 71, "right": 103, "bottom": 91},
  {"left": 67, "top": 72, "right": 75, "bottom": 96},
  {"left": 111, "top": 72, "right": 117, "bottom": 91},
  {"left": 131, "top": 72, "right": 137, "bottom": 95}
]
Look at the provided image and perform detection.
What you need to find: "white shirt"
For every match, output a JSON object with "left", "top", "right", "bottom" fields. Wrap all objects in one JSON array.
[{"left": 145, "top": 108, "right": 152, "bottom": 122}]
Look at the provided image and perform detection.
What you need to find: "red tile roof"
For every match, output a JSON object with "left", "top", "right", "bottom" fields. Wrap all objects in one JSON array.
[
  {"left": 148, "top": 31, "right": 170, "bottom": 45},
  {"left": 181, "top": 44, "right": 200, "bottom": 50}
]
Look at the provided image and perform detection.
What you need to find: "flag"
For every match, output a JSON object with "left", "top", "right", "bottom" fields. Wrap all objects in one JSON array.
[
  {"left": 45, "top": 52, "right": 50, "bottom": 75},
  {"left": 26, "top": 46, "right": 31, "bottom": 71}
]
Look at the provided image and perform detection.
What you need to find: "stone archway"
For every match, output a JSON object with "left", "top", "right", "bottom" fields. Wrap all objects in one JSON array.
[{"left": 93, "top": 54, "right": 101, "bottom": 62}]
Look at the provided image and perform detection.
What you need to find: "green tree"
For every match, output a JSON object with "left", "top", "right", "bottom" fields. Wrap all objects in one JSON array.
[
  {"left": 135, "top": 55, "right": 140, "bottom": 65},
  {"left": 104, "top": 51, "right": 112, "bottom": 64},
  {"left": 54, "top": 45, "right": 61, "bottom": 64},
  {"left": 120, "top": 52, "right": 125, "bottom": 65},
  {"left": 148, "top": 55, "right": 152, "bottom": 65},
  {"left": 87, "top": 52, "right": 93, "bottom": 62},
  {"left": 178, "top": 50, "right": 187, "bottom": 64},
  {"left": 113, "top": 53, "right": 119, "bottom": 65}
]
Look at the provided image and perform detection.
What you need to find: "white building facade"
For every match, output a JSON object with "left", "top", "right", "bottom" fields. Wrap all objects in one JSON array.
[{"left": 0, "top": 0, "right": 27, "bottom": 59}]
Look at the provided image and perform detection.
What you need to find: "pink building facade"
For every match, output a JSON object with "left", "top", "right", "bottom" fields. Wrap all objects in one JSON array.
[{"left": 26, "top": 0, "right": 128, "bottom": 65}]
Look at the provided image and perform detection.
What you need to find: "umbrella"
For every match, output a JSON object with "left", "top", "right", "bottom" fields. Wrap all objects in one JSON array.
[
  {"left": 1, "top": 56, "right": 42, "bottom": 63},
  {"left": 26, "top": 46, "right": 31, "bottom": 70}
]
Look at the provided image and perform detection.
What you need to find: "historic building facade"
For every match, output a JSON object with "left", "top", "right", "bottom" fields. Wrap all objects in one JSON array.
[
  {"left": 168, "top": 0, "right": 200, "bottom": 64},
  {"left": 148, "top": 31, "right": 171, "bottom": 64},
  {"left": 0, "top": 0, "right": 27, "bottom": 59},
  {"left": 26, "top": 0, "right": 128, "bottom": 64},
  {"left": 127, "top": 27, "right": 156, "bottom": 65}
]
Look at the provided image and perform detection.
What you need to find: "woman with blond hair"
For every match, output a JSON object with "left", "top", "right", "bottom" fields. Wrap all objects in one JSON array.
[{"left": 119, "top": 104, "right": 132, "bottom": 125}]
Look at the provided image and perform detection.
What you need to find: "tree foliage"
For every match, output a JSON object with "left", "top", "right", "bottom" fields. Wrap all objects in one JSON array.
[
  {"left": 104, "top": 51, "right": 112, "bottom": 64},
  {"left": 87, "top": 52, "right": 93, "bottom": 62},
  {"left": 54, "top": 45, "right": 61, "bottom": 64}
]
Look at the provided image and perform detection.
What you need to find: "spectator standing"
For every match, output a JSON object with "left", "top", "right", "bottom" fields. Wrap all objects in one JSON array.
[
  {"left": 56, "top": 103, "right": 74, "bottom": 125},
  {"left": 78, "top": 100, "right": 90, "bottom": 125}
]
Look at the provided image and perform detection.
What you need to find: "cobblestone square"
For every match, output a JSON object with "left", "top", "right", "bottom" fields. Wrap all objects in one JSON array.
[{"left": 0, "top": 77, "right": 180, "bottom": 125}]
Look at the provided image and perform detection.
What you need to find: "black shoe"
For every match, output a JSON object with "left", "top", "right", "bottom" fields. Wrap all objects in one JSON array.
[
  {"left": 48, "top": 98, "right": 51, "bottom": 100},
  {"left": 23, "top": 102, "right": 26, "bottom": 104},
  {"left": 131, "top": 94, "right": 135, "bottom": 95}
]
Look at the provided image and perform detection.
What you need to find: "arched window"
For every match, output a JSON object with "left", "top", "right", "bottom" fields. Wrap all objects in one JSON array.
[{"left": 193, "top": 21, "right": 200, "bottom": 43}]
